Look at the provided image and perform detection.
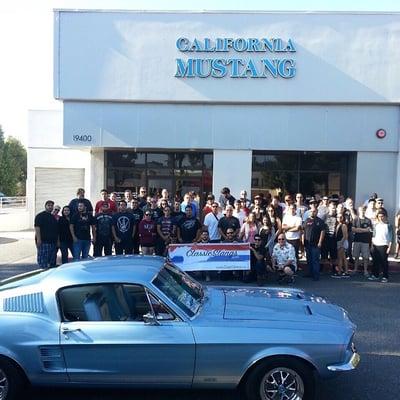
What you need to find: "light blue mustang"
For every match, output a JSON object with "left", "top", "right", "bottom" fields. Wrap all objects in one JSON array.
[{"left": 0, "top": 256, "right": 359, "bottom": 400}]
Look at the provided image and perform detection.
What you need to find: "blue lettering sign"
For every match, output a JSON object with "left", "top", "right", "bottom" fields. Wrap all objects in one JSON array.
[{"left": 175, "top": 37, "right": 297, "bottom": 79}]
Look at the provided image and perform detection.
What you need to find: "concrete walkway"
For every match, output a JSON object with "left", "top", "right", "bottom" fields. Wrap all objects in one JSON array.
[{"left": 0, "top": 230, "right": 36, "bottom": 264}]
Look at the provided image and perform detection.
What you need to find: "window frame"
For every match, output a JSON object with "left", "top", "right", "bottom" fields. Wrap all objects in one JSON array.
[{"left": 56, "top": 282, "right": 180, "bottom": 323}]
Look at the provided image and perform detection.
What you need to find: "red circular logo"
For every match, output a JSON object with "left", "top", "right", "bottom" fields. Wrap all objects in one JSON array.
[{"left": 376, "top": 129, "right": 386, "bottom": 139}]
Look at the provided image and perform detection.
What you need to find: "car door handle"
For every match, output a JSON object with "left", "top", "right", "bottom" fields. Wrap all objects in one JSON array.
[{"left": 61, "top": 327, "right": 81, "bottom": 334}]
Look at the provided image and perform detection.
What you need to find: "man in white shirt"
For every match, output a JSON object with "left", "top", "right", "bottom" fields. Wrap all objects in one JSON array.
[
  {"left": 203, "top": 202, "right": 223, "bottom": 242},
  {"left": 233, "top": 200, "right": 247, "bottom": 227},
  {"left": 282, "top": 203, "right": 302, "bottom": 262}
]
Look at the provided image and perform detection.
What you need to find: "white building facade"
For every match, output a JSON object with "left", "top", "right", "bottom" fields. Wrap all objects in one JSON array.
[{"left": 27, "top": 10, "right": 400, "bottom": 223}]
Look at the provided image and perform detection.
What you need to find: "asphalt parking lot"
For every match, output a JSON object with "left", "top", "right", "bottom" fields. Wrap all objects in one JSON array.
[{"left": 1, "top": 231, "right": 399, "bottom": 400}]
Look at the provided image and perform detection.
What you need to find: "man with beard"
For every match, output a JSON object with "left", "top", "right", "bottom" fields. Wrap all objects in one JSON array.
[
  {"left": 34, "top": 200, "right": 59, "bottom": 268},
  {"left": 93, "top": 202, "right": 113, "bottom": 257},
  {"left": 177, "top": 206, "right": 202, "bottom": 243},
  {"left": 130, "top": 198, "right": 143, "bottom": 254},
  {"left": 112, "top": 200, "right": 135, "bottom": 255},
  {"left": 70, "top": 201, "right": 95, "bottom": 261},
  {"left": 303, "top": 207, "right": 326, "bottom": 281}
]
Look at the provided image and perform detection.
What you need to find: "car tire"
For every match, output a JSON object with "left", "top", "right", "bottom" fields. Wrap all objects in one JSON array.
[
  {"left": 243, "top": 356, "right": 315, "bottom": 400},
  {"left": 0, "top": 358, "right": 25, "bottom": 400}
]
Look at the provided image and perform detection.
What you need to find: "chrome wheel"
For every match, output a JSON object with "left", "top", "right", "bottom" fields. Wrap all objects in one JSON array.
[
  {"left": 260, "top": 367, "right": 304, "bottom": 400},
  {"left": 0, "top": 368, "right": 9, "bottom": 400}
]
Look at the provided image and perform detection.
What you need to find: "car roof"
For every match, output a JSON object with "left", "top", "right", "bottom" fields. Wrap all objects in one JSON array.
[{"left": 1, "top": 256, "right": 166, "bottom": 291}]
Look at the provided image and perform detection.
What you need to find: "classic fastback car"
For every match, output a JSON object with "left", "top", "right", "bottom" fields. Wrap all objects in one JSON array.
[{"left": 0, "top": 256, "right": 359, "bottom": 400}]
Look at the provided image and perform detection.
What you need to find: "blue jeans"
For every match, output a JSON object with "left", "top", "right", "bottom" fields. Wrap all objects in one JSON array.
[
  {"left": 73, "top": 240, "right": 91, "bottom": 261},
  {"left": 305, "top": 244, "right": 321, "bottom": 280}
]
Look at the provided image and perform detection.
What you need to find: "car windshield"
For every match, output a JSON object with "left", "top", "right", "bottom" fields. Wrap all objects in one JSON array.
[{"left": 152, "top": 262, "right": 204, "bottom": 317}]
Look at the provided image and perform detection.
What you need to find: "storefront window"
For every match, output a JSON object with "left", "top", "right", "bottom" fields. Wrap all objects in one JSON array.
[
  {"left": 105, "top": 151, "right": 212, "bottom": 202},
  {"left": 252, "top": 151, "right": 352, "bottom": 198}
]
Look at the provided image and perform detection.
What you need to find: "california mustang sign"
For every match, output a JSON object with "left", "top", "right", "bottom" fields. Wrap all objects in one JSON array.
[{"left": 168, "top": 243, "right": 250, "bottom": 271}]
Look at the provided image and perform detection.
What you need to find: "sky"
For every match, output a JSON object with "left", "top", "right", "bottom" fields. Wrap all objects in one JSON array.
[{"left": 0, "top": 0, "right": 399, "bottom": 146}]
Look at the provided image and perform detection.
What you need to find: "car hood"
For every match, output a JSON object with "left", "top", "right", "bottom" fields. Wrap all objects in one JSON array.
[{"left": 222, "top": 287, "right": 351, "bottom": 325}]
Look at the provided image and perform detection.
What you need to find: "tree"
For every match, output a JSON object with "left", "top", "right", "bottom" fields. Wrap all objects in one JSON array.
[{"left": 0, "top": 125, "right": 27, "bottom": 196}]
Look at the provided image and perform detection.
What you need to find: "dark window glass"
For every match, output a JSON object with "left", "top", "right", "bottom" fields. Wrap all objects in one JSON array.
[
  {"left": 204, "top": 154, "right": 213, "bottom": 169},
  {"left": 107, "top": 168, "right": 146, "bottom": 193},
  {"left": 252, "top": 170, "right": 298, "bottom": 195},
  {"left": 252, "top": 153, "right": 298, "bottom": 170},
  {"left": 147, "top": 153, "right": 173, "bottom": 169},
  {"left": 107, "top": 152, "right": 146, "bottom": 168},
  {"left": 251, "top": 151, "right": 351, "bottom": 198},
  {"left": 299, "top": 172, "right": 341, "bottom": 196},
  {"left": 175, "top": 154, "right": 203, "bottom": 169},
  {"left": 105, "top": 151, "right": 212, "bottom": 205},
  {"left": 299, "top": 153, "right": 346, "bottom": 172}
]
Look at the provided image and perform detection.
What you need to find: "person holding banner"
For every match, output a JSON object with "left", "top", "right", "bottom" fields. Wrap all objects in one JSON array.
[
  {"left": 156, "top": 206, "right": 175, "bottom": 256},
  {"left": 249, "top": 234, "right": 268, "bottom": 285}
]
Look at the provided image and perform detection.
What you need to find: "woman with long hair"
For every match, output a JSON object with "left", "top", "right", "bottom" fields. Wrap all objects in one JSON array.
[
  {"left": 58, "top": 206, "right": 73, "bottom": 264},
  {"left": 239, "top": 212, "right": 260, "bottom": 244},
  {"left": 266, "top": 206, "right": 282, "bottom": 254},
  {"left": 334, "top": 214, "right": 349, "bottom": 277}
]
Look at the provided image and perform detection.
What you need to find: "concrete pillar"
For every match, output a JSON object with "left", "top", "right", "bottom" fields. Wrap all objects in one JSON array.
[
  {"left": 212, "top": 149, "right": 252, "bottom": 200},
  {"left": 89, "top": 148, "right": 105, "bottom": 202}
]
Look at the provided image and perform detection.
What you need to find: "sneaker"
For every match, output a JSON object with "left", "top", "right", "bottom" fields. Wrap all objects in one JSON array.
[
  {"left": 341, "top": 273, "right": 351, "bottom": 278},
  {"left": 381, "top": 277, "right": 388, "bottom": 283},
  {"left": 331, "top": 272, "right": 341, "bottom": 278},
  {"left": 368, "top": 275, "right": 380, "bottom": 281}
]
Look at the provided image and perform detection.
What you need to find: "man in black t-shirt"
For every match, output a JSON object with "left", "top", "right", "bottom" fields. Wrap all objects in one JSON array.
[
  {"left": 352, "top": 206, "right": 372, "bottom": 276},
  {"left": 249, "top": 234, "right": 268, "bottom": 285},
  {"left": 177, "top": 206, "right": 201, "bottom": 243},
  {"left": 34, "top": 200, "right": 59, "bottom": 268},
  {"left": 112, "top": 200, "right": 135, "bottom": 255},
  {"left": 156, "top": 206, "right": 175, "bottom": 256},
  {"left": 93, "top": 202, "right": 113, "bottom": 257},
  {"left": 218, "top": 206, "right": 240, "bottom": 241},
  {"left": 303, "top": 208, "right": 326, "bottom": 281},
  {"left": 70, "top": 201, "right": 95, "bottom": 261},
  {"left": 130, "top": 199, "right": 144, "bottom": 254}
]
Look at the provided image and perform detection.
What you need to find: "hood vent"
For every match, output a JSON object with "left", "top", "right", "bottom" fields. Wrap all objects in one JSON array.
[{"left": 3, "top": 292, "right": 45, "bottom": 313}]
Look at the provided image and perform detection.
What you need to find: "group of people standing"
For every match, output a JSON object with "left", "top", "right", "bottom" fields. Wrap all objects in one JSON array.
[{"left": 34, "top": 186, "right": 394, "bottom": 284}]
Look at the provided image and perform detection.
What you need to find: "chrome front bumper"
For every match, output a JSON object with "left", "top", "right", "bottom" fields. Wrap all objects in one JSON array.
[{"left": 327, "top": 351, "right": 361, "bottom": 372}]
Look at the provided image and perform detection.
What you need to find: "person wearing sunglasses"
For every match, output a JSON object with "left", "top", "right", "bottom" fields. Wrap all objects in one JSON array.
[
  {"left": 250, "top": 234, "right": 268, "bottom": 285},
  {"left": 272, "top": 234, "right": 297, "bottom": 284}
]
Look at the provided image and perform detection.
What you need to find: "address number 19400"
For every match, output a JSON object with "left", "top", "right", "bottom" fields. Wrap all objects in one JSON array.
[{"left": 72, "top": 134, "right": 93, "bottom": 142}]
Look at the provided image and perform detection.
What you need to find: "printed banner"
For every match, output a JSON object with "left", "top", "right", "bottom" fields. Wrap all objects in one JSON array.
[{"left": 168, "top": 243, "right": 250, "bottom": 271}]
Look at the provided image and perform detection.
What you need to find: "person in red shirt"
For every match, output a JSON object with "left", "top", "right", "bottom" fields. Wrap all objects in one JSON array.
[
  {"left": 138, "top": 211, "right": 157, "bottom": 255},
  {"left": 202, "top": 194, "right": 215, "bottom": 220},
  {"left": 95, "top": 189, "right": 117, "bottom": 214}
]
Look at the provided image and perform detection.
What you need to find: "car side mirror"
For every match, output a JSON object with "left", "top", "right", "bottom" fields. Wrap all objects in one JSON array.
[{"left": 143, "top": 312, "right": 160, "bottom": 325}]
